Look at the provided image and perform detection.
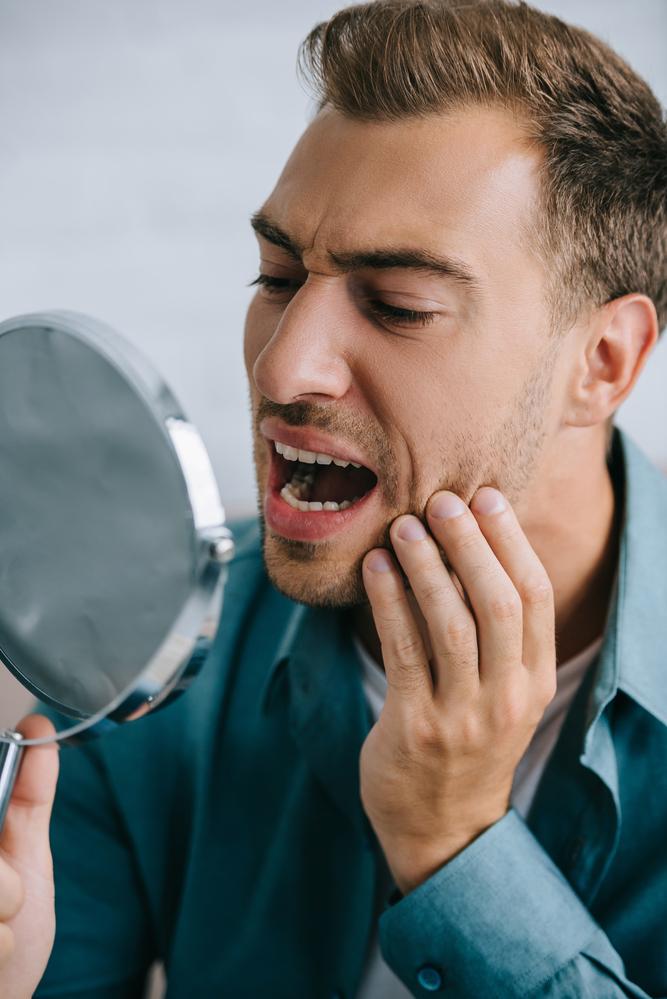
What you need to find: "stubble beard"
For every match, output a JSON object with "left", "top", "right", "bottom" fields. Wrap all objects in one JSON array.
[{"left": 253, "top": 347, "right": 557, "bottom": 609}]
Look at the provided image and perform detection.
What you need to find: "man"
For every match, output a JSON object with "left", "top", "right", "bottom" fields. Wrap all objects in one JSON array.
[{"left": 0, "top": 0, "right": 665, "bottom": 996}]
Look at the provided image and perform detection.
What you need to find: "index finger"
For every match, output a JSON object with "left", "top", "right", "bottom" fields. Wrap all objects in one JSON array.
[{"left": 361, "top": 548, "right": 434, "bottom": 706}]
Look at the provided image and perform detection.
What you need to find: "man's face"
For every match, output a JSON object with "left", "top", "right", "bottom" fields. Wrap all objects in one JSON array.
[{"left": 244, "top": 105, "right": 566, "bottom": 607}]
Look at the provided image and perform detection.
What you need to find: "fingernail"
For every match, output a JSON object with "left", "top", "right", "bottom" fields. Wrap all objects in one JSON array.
[
  {"left": 471, "top": 487, "right": 506, "bottom": 516},
  {"left": 397, "top": 517, "right": 427, "bottom": 541},
  {"left": 429, "top": 492, "right": 466, "bottom": 520},
  {"left": 366, "top": 550, "right": 393, "bottom": 572}
]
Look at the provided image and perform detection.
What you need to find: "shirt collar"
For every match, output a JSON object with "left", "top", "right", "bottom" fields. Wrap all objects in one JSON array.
[{"left": 584, "top": 425, "right": 667, "bottom": 735}]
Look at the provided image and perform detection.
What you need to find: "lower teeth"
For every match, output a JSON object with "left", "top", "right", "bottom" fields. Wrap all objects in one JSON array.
[{"left": 280, "top": 482, "right": 359, "bottom": 512}]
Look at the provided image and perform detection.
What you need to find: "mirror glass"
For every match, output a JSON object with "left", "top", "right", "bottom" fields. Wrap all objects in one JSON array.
[{"left": 0, "top": 311, "right": 232, "bottom": 746}]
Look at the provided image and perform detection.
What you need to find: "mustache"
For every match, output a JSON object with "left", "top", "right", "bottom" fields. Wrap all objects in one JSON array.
[
  {"left": 255, "top": 398, "right": 379, "bottom": 456},
  {"left": 255, "top": 399, "right": 348, "bottom": 434}
]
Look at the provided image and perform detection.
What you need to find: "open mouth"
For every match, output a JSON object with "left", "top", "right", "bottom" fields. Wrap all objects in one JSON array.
[{"left": 273, "top": 440, "right": 378, "bottom": 512}]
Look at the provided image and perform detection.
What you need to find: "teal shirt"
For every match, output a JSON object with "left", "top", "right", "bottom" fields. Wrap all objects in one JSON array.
[{"left": 37, "top": 427, "right": 667, "bottom": 998}]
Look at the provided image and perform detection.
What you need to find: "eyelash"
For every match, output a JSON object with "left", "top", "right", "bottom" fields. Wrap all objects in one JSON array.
[{"left": 248, "top": 273, "right": 437, "bottom": 328}]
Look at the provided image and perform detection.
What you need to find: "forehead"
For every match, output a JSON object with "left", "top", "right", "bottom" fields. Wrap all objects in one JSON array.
[{"left": 261, "top": 106, "right": 542, "bottom": 276}]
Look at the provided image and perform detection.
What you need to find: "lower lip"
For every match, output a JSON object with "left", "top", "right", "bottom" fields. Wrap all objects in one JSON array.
[
  {"left": 264, "top": 468, "right": 379, "bottom": 542},
  {"left": 264, "top": 487, "right": 378, "bottom": 541}
]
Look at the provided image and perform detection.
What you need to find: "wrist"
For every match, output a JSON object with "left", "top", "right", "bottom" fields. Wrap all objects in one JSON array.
[
  {"left": 388, "top": 839, "right": 471, "bottom": 896},
  {"left": 383, "top": 815, "right": 507, "bottom": 895}
]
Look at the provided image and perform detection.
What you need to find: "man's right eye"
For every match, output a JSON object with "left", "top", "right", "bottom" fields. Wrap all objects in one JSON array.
[{"left": 248, "top": 274, "right": 299, "bottom": 296}]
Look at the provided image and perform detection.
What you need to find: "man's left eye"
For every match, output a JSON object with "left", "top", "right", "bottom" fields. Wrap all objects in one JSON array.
[
  {"left": 249, "top": 273, "right": 437, "bottom": 328},
  {"left": 367, "top": 300, "right": 437, "bottom": 328}
]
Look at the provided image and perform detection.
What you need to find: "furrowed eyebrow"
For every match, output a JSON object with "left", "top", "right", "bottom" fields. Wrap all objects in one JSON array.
[
  {"left": 250, "top": 212, "right": 303, "bottom": 260},
  {"left": 250, "top": 210, "right": 481, "bottom": 294},
  {"left": 330, "top": 248, "right": 479, "bottom": 291}
]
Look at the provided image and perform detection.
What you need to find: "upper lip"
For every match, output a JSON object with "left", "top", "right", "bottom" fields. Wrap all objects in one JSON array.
[{"left": 260, "top": 417, "right": 377, "bottom": 474}]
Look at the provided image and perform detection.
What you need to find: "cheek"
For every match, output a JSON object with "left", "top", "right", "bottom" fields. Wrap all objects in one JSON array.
[{"left": 373, "top": 354, "right": 450, "bottom": 439}]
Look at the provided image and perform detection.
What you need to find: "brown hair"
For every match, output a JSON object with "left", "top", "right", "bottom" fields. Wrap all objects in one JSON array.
[{"left": 297, "top": 0, "right": 667, "bottom": 338}]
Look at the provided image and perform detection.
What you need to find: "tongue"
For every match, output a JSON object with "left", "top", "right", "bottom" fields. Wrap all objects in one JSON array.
[{"left": 309, "top": 463, "right": 377, "bottom": 504}]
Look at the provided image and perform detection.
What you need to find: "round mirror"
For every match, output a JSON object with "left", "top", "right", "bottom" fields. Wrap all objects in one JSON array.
[{"left": 0, "top": 311, "right": 233, "bottom": 818}]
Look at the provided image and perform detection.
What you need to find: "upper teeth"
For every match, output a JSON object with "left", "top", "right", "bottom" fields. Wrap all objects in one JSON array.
[{"left": 275, "top": 440, "right": 361, "bottom": 468}]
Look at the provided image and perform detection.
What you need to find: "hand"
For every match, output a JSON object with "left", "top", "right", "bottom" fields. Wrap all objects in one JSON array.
[
  {"left": 0, "top": 715, "right": 59, "bottom": 999},
  {"left": 359, "top": 487, "right": 556, "bottom": 895}
]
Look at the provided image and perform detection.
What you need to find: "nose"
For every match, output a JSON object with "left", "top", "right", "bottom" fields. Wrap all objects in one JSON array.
[{"left": 251, "top": 279, "right": 353, "bottom": 405}]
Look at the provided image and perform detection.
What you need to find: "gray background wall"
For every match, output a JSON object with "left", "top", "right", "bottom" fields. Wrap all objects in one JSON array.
[{"left": 0, "top": 2, "right": 665, "bottom": 716}]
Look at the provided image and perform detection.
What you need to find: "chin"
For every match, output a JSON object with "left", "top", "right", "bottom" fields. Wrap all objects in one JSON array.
[{"left": 261, "top": 526, "right": 368, "bottom": 608}]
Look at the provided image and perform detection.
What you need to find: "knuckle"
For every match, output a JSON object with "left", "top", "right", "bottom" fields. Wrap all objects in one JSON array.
[
  {"left": 410, "top": 714, "right": 443, "bottom": 752},
  {"left": 390, "top": 737, "right": 418, "bottom": 773},
  {"left": 390, "top": 630, "right": 424, "bottom": 666},
  {"left": 444, "top": 614, "right": 477, "bottom": 649},
  {"left": 519, "top": 574, "right": 554, "bottom": 608},
  {"left": 466, "top": 560, "right": 494, "bottom": 591},
  {"left": 378, "top": 597, "right": 408, "bottom": 626},
  {"left": 456, "top": 710, "right": 483, "bottom": 748},
  {"left": 490, "top": 685, "right": 527, "bottom": 728},
  {"left": 377, "top": 610, "right": 404, "bottom": 637},
  {"left": 487, "top": 589, "right": 522, "bottom": 623}
]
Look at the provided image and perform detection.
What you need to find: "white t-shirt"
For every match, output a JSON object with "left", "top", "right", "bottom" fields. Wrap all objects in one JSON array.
[{"left": 354, "top": 632, "right": 605, "bottom": 999}]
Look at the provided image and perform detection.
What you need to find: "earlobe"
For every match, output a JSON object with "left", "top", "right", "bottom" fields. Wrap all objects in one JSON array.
[{"left": 566, "top": 294, "right": 659, "bottom": 429}]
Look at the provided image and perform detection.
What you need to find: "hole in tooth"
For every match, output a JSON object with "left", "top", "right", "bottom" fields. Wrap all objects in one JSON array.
[{"left": 282, "top": 462, "right": 314, "bottom": 501}]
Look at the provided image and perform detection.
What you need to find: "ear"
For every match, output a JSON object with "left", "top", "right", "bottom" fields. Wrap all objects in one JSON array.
[{"left": 564, "top": 293, "right": 659, "bottom": 429}]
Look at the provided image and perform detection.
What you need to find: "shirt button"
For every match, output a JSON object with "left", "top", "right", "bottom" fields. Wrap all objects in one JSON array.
[{"left": 417, "top": 964, "right": 443, "bottom": 991}]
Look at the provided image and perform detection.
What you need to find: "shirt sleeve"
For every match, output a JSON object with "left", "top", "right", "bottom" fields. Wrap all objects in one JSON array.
[
  {"left": 34, "top": 737, "right": 156, "bottom": 998},
  {"left": 378, "top": 809, "right": 655, "bottom": 998}
]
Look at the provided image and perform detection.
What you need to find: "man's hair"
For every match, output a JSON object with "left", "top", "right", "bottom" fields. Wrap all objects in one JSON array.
[{"left": 297, "top": 0, "right": 667, "bottom": 338}]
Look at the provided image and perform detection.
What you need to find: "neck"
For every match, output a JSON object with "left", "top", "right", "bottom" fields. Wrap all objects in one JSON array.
[
  {"left": 528, "top": 433, "right": 620, "bottom": 666},
  {"left": 352, "top": 430, "right": 621, "bottom": 671}
]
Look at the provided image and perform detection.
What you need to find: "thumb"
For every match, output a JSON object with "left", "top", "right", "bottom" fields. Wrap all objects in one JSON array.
[{"left": 0, "top": 715, "right": 60, "bottom": 870}]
